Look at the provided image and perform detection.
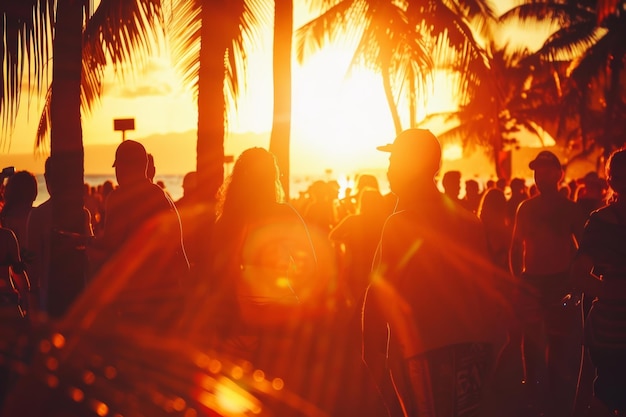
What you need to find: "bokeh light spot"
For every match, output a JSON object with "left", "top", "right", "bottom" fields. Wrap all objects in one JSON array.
[
  {"left": 231, "top": 366, "right": 243, "bottom": 380},
  {"left": 272, "top": 378, "right": 284, "bottom": 391},
  {"left": 69, "top": 387, "right": 84, "bottom": 402},
  {"left": 83, "top": 370, "right": 96, "bottom": 385},
  {"left": 51, "top": 333, "right": 66, "bottom": 349},
  {"left": 208, "top": 359, "right": 222, "bottom": 374}
]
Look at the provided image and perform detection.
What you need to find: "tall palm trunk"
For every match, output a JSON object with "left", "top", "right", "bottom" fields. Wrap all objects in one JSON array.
[
  {"left": 381, "top": 62, "right": 402, "bottom": 135},
  {"left": 48, "top": 0, "right": 86, "bottom": 318},
  {"left": 409, "top": 73, "right": 416, "bottom": 128},
  {"left": 196, "top": 0, "right": 228, "bottom": 209},
  {"left": 269, "top": 0, "right": 293, "bottom": 198}
]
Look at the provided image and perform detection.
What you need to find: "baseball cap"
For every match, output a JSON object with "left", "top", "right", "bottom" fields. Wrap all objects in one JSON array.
[
  {"left": 112, "top": 140, "right": 148, "bottom": 168},
  {"left": 377, "top": 128, "right": 440, "bottom": 155},
  {"left": 377, "top": 128, "right": 442, "bottom": 175},
  {"left": 528, "top": 150, "right": 561, "bottom": 170}
]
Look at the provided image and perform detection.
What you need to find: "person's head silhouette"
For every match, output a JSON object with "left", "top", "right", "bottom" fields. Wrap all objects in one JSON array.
[
  {"left": 146, "top": 153, "right": 156, "bottom": 183},
  {"left": 528, "top": 150, "right": 562, "bottom": 194},
  {"left": 607, "top": 147, "right": 626, "bottom": 197},
  {"left": 442, "top": 170, "right": 462, "bottom": 200},
  {"left": 112, "top": 140, "right": 148, "bottom": 185},
  {"left": 377, "top": 128, "right": 441, "bottom": 198}
]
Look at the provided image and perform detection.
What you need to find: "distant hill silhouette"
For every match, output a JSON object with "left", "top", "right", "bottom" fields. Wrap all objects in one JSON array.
[{"left": 0, "top": 130, "right": 270, "bottom": 175}]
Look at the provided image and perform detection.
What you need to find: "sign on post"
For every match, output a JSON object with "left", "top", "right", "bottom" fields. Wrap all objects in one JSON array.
[{"left": 113, "top": 118, "right": 135, "bottom": 141}]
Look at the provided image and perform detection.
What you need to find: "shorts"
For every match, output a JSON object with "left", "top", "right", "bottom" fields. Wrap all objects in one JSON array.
[{"left": 402, "top": 343, "right": 494, "bottom": 417}]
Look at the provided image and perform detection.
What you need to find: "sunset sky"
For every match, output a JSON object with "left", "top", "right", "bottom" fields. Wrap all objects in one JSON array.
[{"left": 4, "top": 0, "right": 555, "bottom": 179}]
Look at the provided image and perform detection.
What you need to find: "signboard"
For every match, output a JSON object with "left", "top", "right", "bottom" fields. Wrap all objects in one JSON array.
[
  {"left": 113, "top": 118, "right": 135, "bottom": 141},
  {"left": 113, "top": 118, "right": 135, "bottom": 132}
]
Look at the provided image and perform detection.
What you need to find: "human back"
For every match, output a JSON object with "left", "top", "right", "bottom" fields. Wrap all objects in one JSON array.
[
  {"left": 515, "top": 192, "right": 582, "bottom": 275},
  {"left": 89, "top": 140, "right": 189, "bottom": 292},
  {"left": 208, "top": 148, "right": 317, "bottom": 338},
  {"left": 383, "top": 191, "right": 503, "bottom": 356},
  {"left": 363, "top": 129, "right": 506, "bottom": 417}
]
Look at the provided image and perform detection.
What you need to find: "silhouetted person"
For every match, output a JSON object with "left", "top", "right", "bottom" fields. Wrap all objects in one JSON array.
[
  {"left": 478, "top": 187, "right": 526, "bottom": 413},
  {"left": 205, "top": 147, "right": 317, "bottom": 375},
  {"left": 146, "top": 153, "right": 156, "bottom": 182},
  {"left": 329, "top": 187, "right": 388, "bottom": 304},
  {"left": 570, "top": 147, "right": 626, "bottom": 416},
  {"left": 87, "top": 140, "right": 189, "bottom": 312},
  {"left": 0, "top": 171, "right": 37, "bottom": 251},
  {"left": 205, "top": 148, "right": 317, "bottom": 337},
  {"left": 479, "top": 187, "right": 513, "bottom": 273},
  {"left": 462, "top": 178, "right": 481, "bottom": 213},
  {"left": 26, "top": 157, "right": 93, "bottom": 316},
  {"left": 302, "top": 180, "right": 338, "bottom": 234},
  {"left": 507, "top": 177, "right": 529, "bottom": 225},
  {"left": 441, "top": 169, "right": 462, "bottom": 204},
  {"left": 509, "top": 150, "right": 587, "bottom": 417},
  {"left": 0, "top": 225, "right": 34, "bottom": 403},
  {"left": 496, "top": 177, "right": 507, "bottom": 192},
  {"left": 575, "top": 172, "right": 606, "bottom": 217},
  {"left": 176, "top": 171, "right": 198, "bottom": 208},
  {"left": 362, "top": 129, "right": 505, "bottom": 417}
]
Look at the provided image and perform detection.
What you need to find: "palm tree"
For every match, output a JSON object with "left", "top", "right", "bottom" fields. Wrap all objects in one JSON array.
[
  {"left": 166, "top": 0, "right": 269, "bottom": 209},
  {"left": 419, "top": 44, "right": 564, "bottom": 178},
  {"left": 500, "top": 0, "right": 626, "bottom": 165},
  {"left": 295, "top": 0, "right": 495, "bottom": 135},
  {"left": 0, "top": 0, "right": 166, "bottom": 317}
]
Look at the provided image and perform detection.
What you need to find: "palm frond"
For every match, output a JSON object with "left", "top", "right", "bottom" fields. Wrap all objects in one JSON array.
[
  {"left": 167, "top": 0, "right": 269, "bottom": 110},
  {"left": 499, "top": 2, "right": 595, "bottom": 27},
  {"left": 165, "top": 0, "right": 201, "bottom": 91},
  {"left": 0, "top": 0, "right": 55, "bottom": 145},
  {"left": 537, "top": 21, "right": 605, "bottom": 61},
  {"left": 84, "top": 0, "right": 165, "bottom": 81},
  {"left": 34, "top": 83, "right": 52, "bottom": 153},
  {"left": 227, "top": 0, "right": 272, "bottom": 110},
  {"left": 295, "top": 0, "right": 360, "bottom": 63}
]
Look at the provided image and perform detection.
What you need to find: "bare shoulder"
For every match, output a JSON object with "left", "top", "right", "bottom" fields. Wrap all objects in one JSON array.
[
  {"left": 383, "top": 210, "right": 410, "bottom": 229},
  {"left": 591, "top": 205, "right": 618, "bottom": 224},
  {"left": 517, "top": 195, "right": 537, "bottom": 212},
  {"left": 277, "top": 203, "right": 307, "bottom": 222}
]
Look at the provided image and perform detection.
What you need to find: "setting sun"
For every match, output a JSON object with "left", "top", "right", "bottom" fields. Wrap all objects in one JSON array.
[{"left": 6, "top": 1, "right": 470, "bottom": 184}]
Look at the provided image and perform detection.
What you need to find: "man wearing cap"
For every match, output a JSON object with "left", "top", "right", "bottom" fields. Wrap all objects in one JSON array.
[
  {"left": 509, "top": 150, "right": 587, "bottom": 416},
  {"left": 362, "top": 129, "right": 505, "bottom": 417},
  {"left": 88, "top": 140, "right": 189, "bottom": 297}
]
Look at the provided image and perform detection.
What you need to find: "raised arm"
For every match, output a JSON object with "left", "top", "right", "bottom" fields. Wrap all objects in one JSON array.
[{"left": 3, "top": 228, "right": 36, "bottom": 317}]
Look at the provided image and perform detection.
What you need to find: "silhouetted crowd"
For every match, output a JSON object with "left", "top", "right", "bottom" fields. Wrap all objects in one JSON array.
[{"left": 1, "top": 133, "right": 625, "bottom": 417}]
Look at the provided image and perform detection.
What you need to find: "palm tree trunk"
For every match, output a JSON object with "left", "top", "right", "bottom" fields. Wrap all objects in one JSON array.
[
  {"left": 48, "top": 0, "right": 86, "bottom": 318},
  {"left": 409, "top": 72, "right": 416, "bottom": 128},
  {"left": 197, "top": 0, "right": 228, "bottom": 209},
  {"left": 381, "top": 65, "right": 402, "bottom": 135},
  {"left": 269, "top": 0, "right": 293, "bottom": 198}
]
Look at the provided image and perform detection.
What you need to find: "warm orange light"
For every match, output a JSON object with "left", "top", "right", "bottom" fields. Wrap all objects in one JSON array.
[
  {"left": 203, "top": 377, "right": 262, "bottom": 415},
  {"left": 442, "top": 143, "right": 463, "bottom": 161}
]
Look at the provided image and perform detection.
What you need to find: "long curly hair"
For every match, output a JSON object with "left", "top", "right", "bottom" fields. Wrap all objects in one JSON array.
[{"left": 216, "top": 147, "right": 285, "bottom": 220}]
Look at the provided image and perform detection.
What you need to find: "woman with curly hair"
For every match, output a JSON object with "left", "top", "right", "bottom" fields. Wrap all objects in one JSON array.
[{"left": 206, "top": 147, "right": 318, "bottom": 358}]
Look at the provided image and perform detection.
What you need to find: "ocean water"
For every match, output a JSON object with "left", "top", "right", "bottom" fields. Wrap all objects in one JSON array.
[
  {"left": 34, "top": 174, "right": 186, "bottom": 207},
  {"left": 33, "top": 171, "right": 391, "bottom": 207}
]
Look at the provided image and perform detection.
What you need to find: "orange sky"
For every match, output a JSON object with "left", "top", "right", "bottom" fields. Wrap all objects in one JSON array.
[{"left": 3, "top": 0, "right": 557, "bottom": 179}]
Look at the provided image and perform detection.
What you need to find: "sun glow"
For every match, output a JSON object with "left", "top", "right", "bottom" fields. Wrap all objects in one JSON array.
[
  {"left": 9, "top": 3, "right": 468, "bottom": 179},
  {"left": 442, "top": 143, "right": 463, "bottom": 161}
]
